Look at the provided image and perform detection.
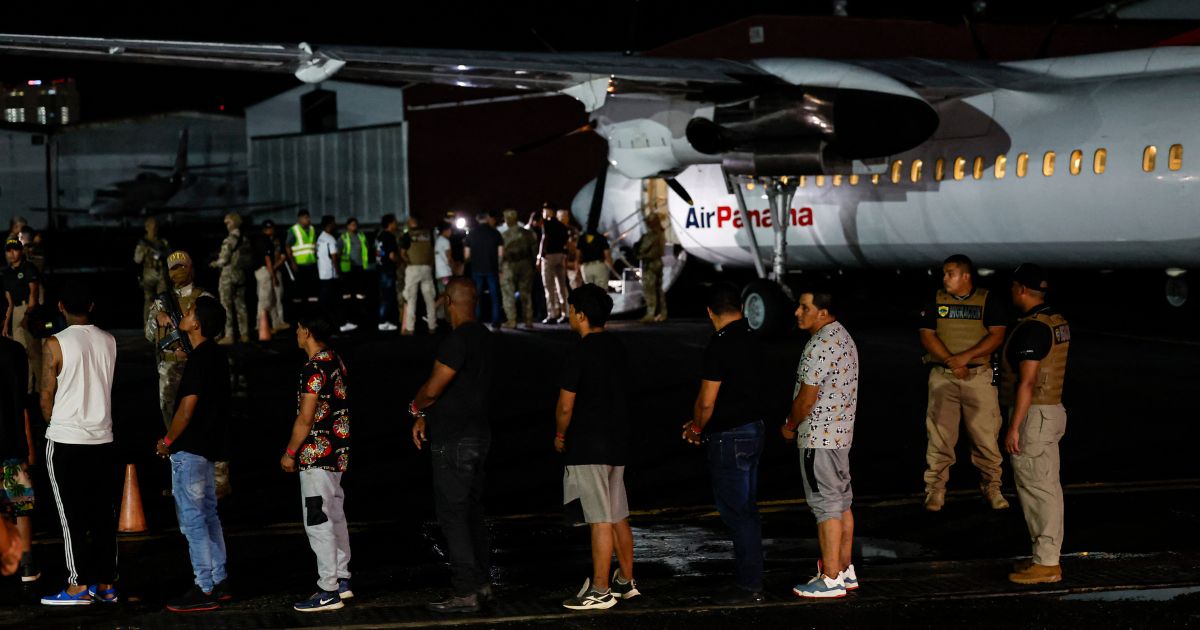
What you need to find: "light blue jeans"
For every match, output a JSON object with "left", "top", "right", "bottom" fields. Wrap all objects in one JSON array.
[{"left": 171, "top": 451, "right": 228, "bottom": 592}]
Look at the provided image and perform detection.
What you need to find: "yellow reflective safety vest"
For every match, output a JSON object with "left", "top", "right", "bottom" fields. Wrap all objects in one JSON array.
[
  {"left": 290, "top": 224, "right": 316, "bottom": 266},
  {"left": 340, "top": 232, "right": 369, "bottom": 272}
]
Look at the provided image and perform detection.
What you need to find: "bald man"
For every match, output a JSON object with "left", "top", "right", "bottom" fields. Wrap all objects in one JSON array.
[{"left": 410, "top": 278, "right": 494, "bottom": 613}]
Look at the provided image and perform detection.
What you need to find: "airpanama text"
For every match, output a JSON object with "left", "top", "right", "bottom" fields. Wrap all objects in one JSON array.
[{"left": 685, "top": 206, "right": 814, "bottom": 229}]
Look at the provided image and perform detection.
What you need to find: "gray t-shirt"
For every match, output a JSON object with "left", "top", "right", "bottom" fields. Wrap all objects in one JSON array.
[{"left": 794, "top": 320, "right": 859, "bottom": 449}]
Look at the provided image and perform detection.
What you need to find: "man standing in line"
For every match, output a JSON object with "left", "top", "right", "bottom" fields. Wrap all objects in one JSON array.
[
  {"left": 39, "top": 283, "right": 120, "bottom": 606},
  {"left": 3, "top": 239, "right": 40, "bottom": 393},
  {"left": 783, "top": 291, "right": 860, "bottom": 599},
  {"left": 538, "top": 205, "right": 570, "bottom": 324},
  {"left": 400, "top": 217, "right": 438, "bottom": 335},
  {"left": 339, "top": 218, "right": 370, "bottom": 330},
  {"left": 376, "top": 214, "right": 401, "bottom": 332},
  {"left": 286, "top": 209, "right": 319, "bottom": 309},
  {"left": 1001, "top": 264, "right": 1070, "bottom": 585},
  {"left": 434, "top": 222, "right": 454, "bottom": 288},
  {"left": 211, "top": 213, "right": 251, "bottom": 345},
  {"left": 555, "top": 284, "right": 637, "bottom": 611},
  {"left": 315, "top": 215, "right": 356, "bottom": 333},
  {"left": 499, "top": 209, "right": 537, "bottom": 329},
  {"left": 636, "top": 216, "right": 667, "bottom": 324},
  {"left": 463, "top": 213, "right": 504, "bottom": 328},
  {"left": 0, "top": 330, "right": 38, "bottom": 584},
  {"left": 280, "top": 312, "right": 353, "bottom": 612},
  {"left": 253, "top": 220, "right": 288, "bottom": 335},
  {"left": 410, "top": 279, "right": 493, "bottom": 614},
  {"left": 919, "top": 254, "right": 1009, "bottom": 512},
  {"left": 156, "top": 297, "right": 233, "bottom": 612},
  {"left": 134, "top": 217, "right": 170, "bottom": 322},
  {"left": 576, "top": 228, "right": 614, "bottom": 290},
  {"left": 681, "top": 282, "right": 765, "bottom": 603}
]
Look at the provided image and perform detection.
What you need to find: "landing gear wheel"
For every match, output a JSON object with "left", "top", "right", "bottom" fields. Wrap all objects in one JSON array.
[
  {"left": 742, "top": 280, "right": 793, "bottom": 337},
  {"left": 1166, "top": 275, "right": 1189, "bottom": 307}
]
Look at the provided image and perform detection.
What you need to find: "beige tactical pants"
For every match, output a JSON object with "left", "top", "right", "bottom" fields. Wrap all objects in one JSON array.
[
  {"left": 582, "top": 261, "right": 609, "bottom": 288},
  {"left": 1011, "top": 404, "right": 1066, "bottom": 566},
  {"left": 923, "top": 365, "right": 1004, "bottom": 494},
  {"left": 12, "top": 304, "right": 41, "bottom": 393},
  {"left": 254, "top": 267, "right": 281, "bottom": 329},
  {"left": 402, "top": 265, "right": 436, "bottom": 332},
  {"left": 540, "top": 253, "right": 569, "bottom": 318}
]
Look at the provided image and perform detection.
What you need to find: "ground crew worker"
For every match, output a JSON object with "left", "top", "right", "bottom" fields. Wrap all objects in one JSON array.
[
  {"left": 134, "top": 218, "right": 171, "bottom": 323},
  {"left": 576, "top": 229, "right": 614, "bottom": 289},
  {"left": 400, "top": 217, "right": 437, "bottom": 334},
  {"left": 918, "top": 254, "right": 1009, "bottom": 512},
  {"left": 1001, "top": 264, "right": 1070, "bottom": 585},
  {"left": 340, "top": 218, "right": 370, "bottom": 329},
  {"left": 636, "top": 215, "right": 667, "bottom": 323},
  {"left": 286, "top": 209, "right": 319, "bottom": 309},
  {"left": 500, "top": 209, "right": 537, "bottom": 329},
  {"left": 146, "top": 251, "right": 229, "bottom": 497},
  {"left": 211, "top": 213, "right": 251, "bottom": 344}
]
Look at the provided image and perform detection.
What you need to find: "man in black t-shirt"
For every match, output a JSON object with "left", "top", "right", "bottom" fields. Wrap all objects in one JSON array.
[
  {"left": 376, "top": 214, "right": 401, "bottom": 331},
  {"left": 463, "top": 213, "right": 504, "bottom": 326},
  {"left": 538, "top": 206, "right": 570, "bottom": 323},
  {"left": 554, "top": 284, "right": 637, "bottom": 611},
  {"left": 681, "top": 282, "right": 766, "bottom": 603},
  {"left": 155, "top": 296, "right": 231, "bottom": 612},
  {"left": 410, "top": 278, "right": 493, "bottom": 614},
  {"left": 575, "top": 231, "right": 614, "bottom": 289}
]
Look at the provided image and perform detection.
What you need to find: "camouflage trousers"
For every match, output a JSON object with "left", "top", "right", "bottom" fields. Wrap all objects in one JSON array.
[
  {"left": 142, "top": 272, "right": 167, "bottom": 324},
  {"left": 158, "top": 359, "right": 231, "bottom": 498},
  {"left": 642, "top": 260, "right": 666, "bottom": 319},
  {"left": 501, "top": 261, "right": 534, "bottom": 325},
  {"left": 219, "top": 271, "right": 249, "bottom": 341}
]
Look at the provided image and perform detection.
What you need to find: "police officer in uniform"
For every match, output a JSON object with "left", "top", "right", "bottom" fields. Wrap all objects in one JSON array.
[
  {"left": 286, "top": 209, "right": 318, "bottom": 309},
  {"left": 500, "top": 209, "right": 537, "bottom": 329},
  {"left": 400, "top": 217, "right": 437, "bottom": 334},
  {"left": 146, "top": 251, "right": 230, "bottom": 497},
  {"left": 1001, "top": 264, "right": 1070, "bottom": 585},
  {"left": 212, "top": 213, "right": 252, "bottom": 344},
  {"left": 918, "top": 254, "right": 1009, "bottom": 512},
  {"left": 636, "top": 215, "right": 667, "bottom": 323},
  {"left": 134, "top": 217, "right": 170, "bottom": 322}
]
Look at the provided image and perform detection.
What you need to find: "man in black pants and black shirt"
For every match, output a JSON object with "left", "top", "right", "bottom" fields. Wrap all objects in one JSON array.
[
  {"left": 682, "top": 282, "right": 767, "bottom": 603},
  {"left": 410, "top": 278, "right": 493, "bottom": 613}
]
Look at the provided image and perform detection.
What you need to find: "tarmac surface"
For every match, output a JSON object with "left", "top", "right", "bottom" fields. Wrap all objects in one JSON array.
[{"left": 2, "top": 300, "right": 1200, "bottom": 628}]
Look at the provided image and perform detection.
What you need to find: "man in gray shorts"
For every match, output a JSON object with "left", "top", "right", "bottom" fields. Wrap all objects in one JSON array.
[
  {"left": 554, "top": 284, "right": 637, "bottom": 610},
  {"left": 782, "top": 290, "right": 860, "bottom": 599}
]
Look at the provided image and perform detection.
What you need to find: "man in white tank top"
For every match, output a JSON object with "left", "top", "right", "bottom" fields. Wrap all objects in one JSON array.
[{"left": 37, "top": 283, "right": 119, "bottom": 606}]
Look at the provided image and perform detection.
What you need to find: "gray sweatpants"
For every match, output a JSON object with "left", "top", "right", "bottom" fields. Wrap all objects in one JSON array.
[{"left": 299, "top": 469, "right": 351, "bottom": 592}]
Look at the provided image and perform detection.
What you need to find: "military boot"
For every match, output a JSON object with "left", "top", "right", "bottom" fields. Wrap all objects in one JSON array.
[
  {"left": 1008, "top": 563, "right": 1061, "bottom": 585},
  {"left": 924, "top": 490, "right": 945, "bottom": 512}
]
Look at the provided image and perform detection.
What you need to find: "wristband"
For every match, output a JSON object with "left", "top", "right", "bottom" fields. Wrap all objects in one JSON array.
[
  {"left": 163, "top": 435, "right": 173, "bottom": 447},
  {"left": 689, "top": 423, "right": 702, "bottom": 435},
  {"left": 409, "top": 401, "right": 424, "bottom": 417},
  {"left": 555, "top": 433, "right": 565, "bottom": 441},
  {"left": 286, "top": 446, "right": 297, "bottom": 457}
]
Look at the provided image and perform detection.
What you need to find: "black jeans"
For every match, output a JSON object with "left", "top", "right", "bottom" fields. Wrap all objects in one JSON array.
[
  {"left": 46, "top": 440, "right": 122, "bottom": 585},
  {"left": 706, "top": 420, "right": 765, "bottom": 591},
  {"left": 431, "top": 437, "right": 490, "bottom": 596}
]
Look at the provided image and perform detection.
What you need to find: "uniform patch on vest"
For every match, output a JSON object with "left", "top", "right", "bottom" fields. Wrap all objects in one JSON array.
[
  {"left": 1052, "top": 324, "right": 1071, "bottom": 344},
  {"left": 936, "top": 304, "right": 983, "bottom": 320}
]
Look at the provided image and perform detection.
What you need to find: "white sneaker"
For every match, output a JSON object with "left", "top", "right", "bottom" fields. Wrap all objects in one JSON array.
[
  {"left": 840, "top": 564, "right": 859, "bottom": 591},
  {"left": 339, "top": 322, "right": 358, "bottom": 332},
  {"left": 792, "top": 573, "right": 847, "bottom": 599},
  {"left": 377, "top": 322, "right": 398, "bottom": 331}
]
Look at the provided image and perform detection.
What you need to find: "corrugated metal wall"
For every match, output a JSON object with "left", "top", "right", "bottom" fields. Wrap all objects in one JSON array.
[{"left": 250, "top": 123, "right": 408, "bottom": 225}]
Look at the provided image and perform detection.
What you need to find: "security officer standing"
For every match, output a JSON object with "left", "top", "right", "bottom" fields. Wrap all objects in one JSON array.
[
  {"left": 1001, "top": 264, "right": 1070, "bottom": 585},
  {"left": 919, "top": 254, "right": 1009, "bottom": 512},
  {"left": 146, "top": 251, "right": 230, "bottom": 497},
  {"left": 286, "top": 209, "right": 318, "bottom": 309},
  {"left": 212, "top": 212, "right": 252, "bottom": 344},
  {"left": 499, "top": 209, "right": 537, "bottom": 329},
  {"left": 636, "top": 215, "right": 667, "bottom": 324},
  {"left": 400, "top": 216, "right": 437, "bottom": 334},
  {"left": 134, "top": 217, "right": 170, "bottom": 322}
]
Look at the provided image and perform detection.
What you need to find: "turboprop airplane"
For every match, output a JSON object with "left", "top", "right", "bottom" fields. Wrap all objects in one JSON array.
[{"left": 1, "top": 34, "right": 1197, "bottom": 328}]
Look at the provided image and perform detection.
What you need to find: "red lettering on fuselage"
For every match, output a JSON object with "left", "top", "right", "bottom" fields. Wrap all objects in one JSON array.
[{"left": 706, "top": 206, "right": 813, "bottom": 229}]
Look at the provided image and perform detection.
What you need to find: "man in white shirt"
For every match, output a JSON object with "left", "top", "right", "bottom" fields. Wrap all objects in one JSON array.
[
  {"left": 39, "top": 282, "right": 120, "bottom": 606},
  {"left": 434, "top": 223, "right": 453, "bottom": 287},
  {"left": 315, "top": 216, "right": 356, "bottom": 333}
]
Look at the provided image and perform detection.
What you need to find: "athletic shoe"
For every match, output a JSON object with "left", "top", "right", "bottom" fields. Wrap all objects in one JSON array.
[
  {"left": 426, "top": 593, "right": 479, "bottom": 613},
  {"left": 20, "top": 560, "right": 40, "bottom": 583},
  {"left": 541, "top": 316, "right": 559, "bottom": 324},
  {"left": 166, "top": 585, "right": 218, "bottom": 613},
  {"left": 337, "top": 578, "right": 353, "bottom": 600},
  {"left": 555, "top": 315, "right": 570, "bottom": 325},
  {"left": 41, "top": 587, "right": 93, "bottom": 606},
  {"left": 338, "top": 322, "right": 358, "bottom": 333},
  {"left": 88, "top": 584, "right": 119, "bottom": 604},
  {"left": 293, "top": 590, "right": 343, "bottom": 612},
  {"left": 841, "top": 564, "right": 859, "bottom": 591},
  {"left": 610, "top": 569, "right": 640, "bottom": 600},
  {"left": 211, "top": 580, "right": 233, "bottom": 602},
  {"left": 377, "top": 322, "right": 398, "bottom": 332},
  {"left": 792, "top": 574, "right": 847, "bottom": 599},
  {"left": 562, "top": 578, "right": 617, "bottom": 610}
]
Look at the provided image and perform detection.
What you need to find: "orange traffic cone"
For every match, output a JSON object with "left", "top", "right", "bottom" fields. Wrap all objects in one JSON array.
[
  {"left": 118, "top": 464, "right": 147, "bottom": 534},
  {"left": 258, "top": 309, "right": 271, "bottom": 341}
]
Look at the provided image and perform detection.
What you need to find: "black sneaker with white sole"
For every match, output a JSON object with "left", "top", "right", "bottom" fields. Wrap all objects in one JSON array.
[
  {"left": 562, "top": 578, "right": 617, "bottom": 610},
  {"left": 610, "top": 569, "right": 640, "bottom": 600},
  {"left": 293, "top": 590, "right": 343, "bottom": 612},
  {"left": 165, "top": 585, "right": 219, "bottom": 613}
]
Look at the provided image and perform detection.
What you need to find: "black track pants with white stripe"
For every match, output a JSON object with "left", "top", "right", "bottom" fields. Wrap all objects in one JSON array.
[{"left": 46, "top": 440, "right": 121, "bottom": 586}]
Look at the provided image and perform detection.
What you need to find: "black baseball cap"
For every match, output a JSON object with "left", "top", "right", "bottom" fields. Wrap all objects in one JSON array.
[
  {"left": 262, "top": 219, "right": 275, "bottom": 228},
  {"left": 1012, "top": 263, "right": 1049, "bottom": 291},
  {"left": 4, "top": 239, "right": 22, "bottom": 251}
]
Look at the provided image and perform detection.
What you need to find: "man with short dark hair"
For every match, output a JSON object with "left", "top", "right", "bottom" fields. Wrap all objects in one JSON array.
[
  {"left": 463, "top": 213, "right": 504, "bottom": 327},
  {"left": 555, "top": 284, "right": 637, "bottom": 610},
  {"left": 682, "top": 282, "right": 766, "bottom": 603},
  {"left": 286, "top": 209, "right": 319, "bottom": 307},
  {"left": 538, "top": 205, "right": 570, "bottom": 324},
  {"left": 339, "top": 218, "right": 369, "bottom": 329},
  {"left": 156, "top": 296, "right": 232, "bottom": 612},
  {"left": 784, "top": 291, "right": 859, "bottom": 599},
  {"left": 3, "top": 238, "right": 40, "bottom": 393},
  {"left": 376, "top": 214, "right": 401, "bottom": 331},
  {"left": 281, "top": 312, "right": 354, "bottom": 612},
  {"left": 410, "top": 278, "right": 493, "bottom": 613},
  {"left": 253, "top": 220, "right": 288, "bottom": 334},
  {"left": 401, "top": 217, "right": 438, "bottom": 335}
]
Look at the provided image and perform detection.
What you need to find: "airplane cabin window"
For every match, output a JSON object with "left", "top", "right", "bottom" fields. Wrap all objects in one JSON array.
[
  {"left": 1043, "top": 151, "right": 1056, "bottom": 176},
  {"left": 849, "top": 174, "right": 860, "bottom": 186},
  {"left": 935, "top": 158, "right": 945, "bottom": 181},
  {"left": 1143, "top": 145, "right": 1157, "bottom": 172},
  {"left": 833, "top": 175, "right": 843, "bottom": 187},
  {"left": 995, "top": 154, "right": 1007, "bottom": 179},
  {"left": 1017, "top": 152, "right": 1029, "bottom": 177},
  {"left": 816, "top": 175, "right": 825, "bottom": 187},
  {"left": 1093, "top": 149, "right": 1107, "bottom": 174},
  {"left": 911, "top": 159, "right": 923, "bottom": 183},
  {"left": 871, "top": 174, "right": 880, "bottom": 185},
  {"left": 1169, "top": 144, "right": 1183, "bottom": 171},
  {"left": 798, "top": 176, "right": 806, "bottom": 188},
  {"left": 891, "top": 160, "right": 903, "bottom": 184},
  {"left": 972, "top": 156, "right": 984, "bottom": 180},
  {"left": 953, "top": 157, "right": 966, "bottom": 181},
  {"left": 1070, "top": 150, "right": 1082, "bottom": 176}
]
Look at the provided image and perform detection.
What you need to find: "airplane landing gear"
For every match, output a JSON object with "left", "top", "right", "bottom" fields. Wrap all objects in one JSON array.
[
  {"left": 728, "top": 172, "right": 801, "bottom": 335},
  {"left": 1166, "top": 268, "right": 1188, "bottom": 307}
]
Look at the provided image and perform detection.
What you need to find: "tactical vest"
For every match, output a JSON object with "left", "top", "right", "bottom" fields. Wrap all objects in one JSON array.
[
  {"left": 339, "top": 232, "right": 369, "bottom": 272},
  {"left": 405, "top": 229, "right": 435, "bottom": 266},
  {"left": 927, "top": 288, "right": 991, "bottom": 366},
  {"left": 228, "top": 231, "right": 253, "bottom": 272},
  {"left": 502, "top": 227, "right": 535, "bottom": 264},
  {"left": 291, "top": 224, "right": 316, "bottom": 265},
  {"left": 1000, "top": 309, "right": 1070, "bottom": 407},
  {"left": 160, "top": 286, "right": 208, "bottom": 362}
]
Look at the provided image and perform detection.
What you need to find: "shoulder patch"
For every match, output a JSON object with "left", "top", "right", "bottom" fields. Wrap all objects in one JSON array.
[{"left": 1052, "top": 323, "right": 1071, "bottom": 344}]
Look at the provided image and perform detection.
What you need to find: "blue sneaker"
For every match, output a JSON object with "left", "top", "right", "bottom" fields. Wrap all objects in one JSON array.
[
  {"left": 337, "top": 579, "right": 354, "bottom": 600},
  {"left": 293, "top": 590, "right": 343, "bottom": 612},
  {"left": 41, "top": 587, "right": 93, "bottom": 606},
  {"left": 88, "top": 585, "right": 119, "bottom": 603},
  {"left": 841, "top": 564, "right": 859, "bottom": 591},
  {"left": 792, "top": 573, "right": 847, "bottom": 599}
]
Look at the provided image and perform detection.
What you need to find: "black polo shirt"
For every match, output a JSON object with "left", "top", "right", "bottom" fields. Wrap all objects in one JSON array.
[
  {"left": 577, "top": 232, "right": 610, "bottom": 263},
  {"left": 700, "top": 318, "right": 766, "bottom": 433},
  {"left": 2, "top": 261, "right": 39, "bottom": 307}
]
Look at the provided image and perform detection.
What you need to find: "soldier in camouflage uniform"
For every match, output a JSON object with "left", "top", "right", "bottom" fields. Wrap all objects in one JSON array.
[
  {"left": 637, "top": 215, "right": 668, "bottom": 323},
  {"left": 500, "top": 209, "right": 537, "bottom": 329},
  {"left": 146, "top": 251, "right": 230, "bottom": 497},
  {"left": 133, "top": 217, "right": 170, "bottom": 323},
  {"left": 211, "top": 213, "right": 252, "bottom": 344}
]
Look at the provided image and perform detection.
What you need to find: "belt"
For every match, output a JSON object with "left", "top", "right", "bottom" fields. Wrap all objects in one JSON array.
[{"left": 933, "top": 364, "right": 990, "bottom": 373}]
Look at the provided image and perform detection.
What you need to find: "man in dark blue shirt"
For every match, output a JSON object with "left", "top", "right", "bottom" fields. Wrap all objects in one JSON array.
[{"left": 463, "top": 213, "right": 504, "bottom": 326}]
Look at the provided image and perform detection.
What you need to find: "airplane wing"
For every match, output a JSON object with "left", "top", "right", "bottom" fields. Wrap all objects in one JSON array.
[{"left": 143, "top": 201, "right": 299, "bottom": 215}]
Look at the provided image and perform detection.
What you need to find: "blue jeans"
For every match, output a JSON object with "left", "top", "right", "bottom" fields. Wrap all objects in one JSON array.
[
  {"left": 706, "top": 420, "right": 764, "bottom": 591},
  {"left": 431, "top": 437, "right": 490, "bottom": 596},
  {"left": 472, "top": 272, "right": 501, "bottom": 324},
  {"left": 379, "top": 270, "right": 397, "bottom": 323},
  {"left": 171, "top": 451, "right": 228, "bottom": 593}
]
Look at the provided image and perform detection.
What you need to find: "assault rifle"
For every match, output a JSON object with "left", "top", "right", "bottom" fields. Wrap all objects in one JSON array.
[{"left": 155, "top": 254, "right": 192, "bottom": 356}]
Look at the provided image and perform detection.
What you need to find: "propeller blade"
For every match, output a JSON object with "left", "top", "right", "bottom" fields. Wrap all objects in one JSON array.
[
  {"left": 586, "top": 164, "right": 608, "bottom": 233},
  {"left": 665, "top": 177, "right": 693, "bottom": 206},
  {"left": 505, "top": 120, "right": 595, "bottom": 156}
]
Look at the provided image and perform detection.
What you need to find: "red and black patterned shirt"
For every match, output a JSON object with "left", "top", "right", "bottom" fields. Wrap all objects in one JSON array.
[{"left": 296, "top": 349, "right": 351, "bottom": 472}]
